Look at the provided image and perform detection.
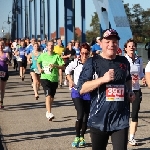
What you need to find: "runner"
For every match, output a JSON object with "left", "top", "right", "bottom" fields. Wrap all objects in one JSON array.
[
  {"left": 54, "top": 38, "right": 65, "bottom": 87},
  {"left": 73, "top": 40, "right": 80, "bottom": 58},
  {"left": 77, "top": 29, "right": 135, "bottom": 150},
  {"left": 65, "top": 43, "right": 91, "bottom": 147},
  {"left": 27, "top": 42, "right": 41, "bottom": 100},
  {"left": 91, "top": 37, "right": 102, "bottom": 55},
  {"left": 62, "top": 42, "right": 76, "bottom": 86},
  {"left": 26, "top": 38, "right": 36, "bottom": 86},
  {"left": 11, "top": 39, "right": 18, "bottom": 71},
  {"left": 26, "top": 38, "right": 35, "bottom": 54},
  {"left": 124, "top": 38, "right": 146, "bottom": 146},
  {"left": 145, "top": 61, "right": 150, "bottom": 87},
  {"left": 16, "top": 40, "right": 27, "bottom": 81},
  {"left": 0, "top": 41, "right": 11, "bottom": 109},
  {"left": 37, "top": 40, "right": 65, "bottom": 121}
]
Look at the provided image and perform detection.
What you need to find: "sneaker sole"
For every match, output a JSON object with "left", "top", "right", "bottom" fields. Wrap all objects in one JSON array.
[
  {"left": 128, "top": 142, "right": 138, "bottom": 146},
  {"left": 48, "top": 116, "right": 54, "bottom": 121}
]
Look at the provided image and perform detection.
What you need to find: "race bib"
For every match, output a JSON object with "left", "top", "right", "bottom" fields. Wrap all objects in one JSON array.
[
  {"left": 43, "top": 66, "right": 52, "bottom": 74},
  {"left": 16, "top": 56, "right": 22, "bottom": 62},
  {"left": 0, "top": 71, "right": 6, "bottom": 78},
  {"left": 106, "top": 85, "right": 124, "bottom": 101}
]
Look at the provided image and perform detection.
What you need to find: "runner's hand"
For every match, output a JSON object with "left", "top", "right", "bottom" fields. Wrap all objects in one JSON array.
[
  {"left": 39, "top": 69, "right": 44, "bottom": 74},
  {"left": 67, "top": 54, "right": 71, "bottom": 58},
  {"left": 142, "top": 77, "right": 147, "bottom": 86},
  {"left": 127, "top": 91, "right": 135, "bottom": 103},
  {"left": 102, "top": 69, "right": 114, "bottom": 83},
  {"left": 69, "top": 80, "right": 74, "bottom": 88},
  {"left": 49, "top": 64, "right": 57, "bottom": 68}
]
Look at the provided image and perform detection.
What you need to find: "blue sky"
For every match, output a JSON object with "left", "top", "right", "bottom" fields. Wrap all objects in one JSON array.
[{"left": 0, "top": 0, "right": 149, "bottom": 38}]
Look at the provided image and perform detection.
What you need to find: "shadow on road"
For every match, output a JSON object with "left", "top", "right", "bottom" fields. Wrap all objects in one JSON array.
[
  {"left": 3, "top": 127, "right": 75, "bottom": 143},
  {"left": 3, "top": 99, "right": 74, "bottom": 111},
  {"left": 0, "top": 135, "right": 4, "bottom": 150}
]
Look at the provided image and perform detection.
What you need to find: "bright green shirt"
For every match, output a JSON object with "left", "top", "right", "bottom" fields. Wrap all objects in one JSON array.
[{"left": 37, "top": 52, "right": 64, "bottom": 82}]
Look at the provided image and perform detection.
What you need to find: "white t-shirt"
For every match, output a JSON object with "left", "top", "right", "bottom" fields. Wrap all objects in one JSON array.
[
  {"left": 125, "top": 54, "right": 144, "bottom": 90},
  {"left": 65, "top": 58, "right": 83, "bottom": 85},
  {"left": 12, "top": 42, "right": 17, "bottom": 49},
  {"left": 145, "top": 61, "right": 150, "bottom": 72}
]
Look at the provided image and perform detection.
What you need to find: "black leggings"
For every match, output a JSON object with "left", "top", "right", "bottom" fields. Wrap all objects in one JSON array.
[
  {"left": 90, "top": 127, "right": 129, "bottom": 150},
  {"left": 72, "top": 98, "right": 91, "bottom": 137},
  {"left": 131, "top": 89, "right": 142, "bottom": 122}
]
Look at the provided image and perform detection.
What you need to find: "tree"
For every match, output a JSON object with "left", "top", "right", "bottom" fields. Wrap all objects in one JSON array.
[
  {"left": 86, "top": 12, "right": 100, "bottom": 43},
  {"left": 123, "top": 3, "right": 150, "bottom": 42}
]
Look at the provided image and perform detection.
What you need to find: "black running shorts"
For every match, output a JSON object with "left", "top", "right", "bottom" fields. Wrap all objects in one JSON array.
[{"left": 40, "top": 79, "right": 58, "bottom": 98}]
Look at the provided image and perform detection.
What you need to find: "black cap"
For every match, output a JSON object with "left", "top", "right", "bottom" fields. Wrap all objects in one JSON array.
[{"left": 100, "top": 29, "right": 120, "bottom": 40}]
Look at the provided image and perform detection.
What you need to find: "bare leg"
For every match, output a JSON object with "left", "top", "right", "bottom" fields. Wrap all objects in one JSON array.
[
  {"left": 30, "top": 72, "right": 39, "bottom": 99},
  {"left": 0, "top": 80, "right": 6, "bottom": 108}
]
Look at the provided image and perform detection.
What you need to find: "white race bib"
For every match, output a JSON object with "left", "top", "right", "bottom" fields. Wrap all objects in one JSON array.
[
  {"left": 106, "top": 85, "right": 124, "bottom": 101},
  {"left": 0, "top": 71, "right": 6, "bottom": 78},
  {"left": 43, "top": 66, "right": 52, "bottom": 74},
  {"left": 16, "top": 56, "right": 22, "bottom": 62}
]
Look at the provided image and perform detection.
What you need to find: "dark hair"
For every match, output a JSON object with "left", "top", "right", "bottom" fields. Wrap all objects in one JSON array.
[
  {"left": 80, "top": 43, "right": 90, "bottom": 52},
  {"left": 124, "top": 38, "right": 137, "bottom": 53},
  {"left": 20, "top": 39, "right": 25, "bottom": 42}
]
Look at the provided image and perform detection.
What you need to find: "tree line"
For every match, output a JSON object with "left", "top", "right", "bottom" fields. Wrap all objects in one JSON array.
[{"left": 85, "top": 3, "right": 150, "bottom": 43}]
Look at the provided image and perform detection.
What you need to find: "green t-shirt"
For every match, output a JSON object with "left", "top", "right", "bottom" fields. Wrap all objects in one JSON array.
[{"left": 37, "top": 52, "right": 64, "bottom": 82}]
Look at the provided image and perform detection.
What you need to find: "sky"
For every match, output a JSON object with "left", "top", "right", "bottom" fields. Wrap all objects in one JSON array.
[{"left": 0, "top": 0, "right": 150, "bottom": 38}]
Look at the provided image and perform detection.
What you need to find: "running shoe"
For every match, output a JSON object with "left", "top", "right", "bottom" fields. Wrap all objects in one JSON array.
[
  {"left": 128, "top": 138, "right": 138, "bottom": 146},
  {"left": 64, "top": 80, "right": 67, "bottom": 86},
  {"left": 79, "top": 137, "right": 86, "bottom": 147},
  {"left": 59, "top": 84, "right": 62, "bottom": 88},
  {"left": 46, "top": 111, "right": 54, "bottom": 121},
  {"left": 72, "top": 137, "right": 80, "bottom": 147},
  {"left": 0, "top": 102, "right": 4, "bottom": 109}
]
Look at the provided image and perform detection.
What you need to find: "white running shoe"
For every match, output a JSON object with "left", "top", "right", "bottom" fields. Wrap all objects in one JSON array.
[
  {"left": 46, "top": 111, "right": 54, "bottom": 121},
  {"left": 128, "top": 138, "right": 138, "bottom": 146},
  {"left": 64, "top": 80, "right": 67, "bottom": 86}
]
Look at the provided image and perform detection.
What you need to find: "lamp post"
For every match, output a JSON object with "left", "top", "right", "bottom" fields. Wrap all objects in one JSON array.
[{"left": 2, "top": 21, "right": 9, "bottom": 38}]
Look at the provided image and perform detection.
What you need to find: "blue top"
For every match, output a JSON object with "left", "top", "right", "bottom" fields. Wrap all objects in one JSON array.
[
  {"left": 40, "top": 44, "right": 46, "bottom": 50},
  {"left": 30, "top": 52, "right": 41, "bottom": 70},
  {"left": 77, "top": 55, "right": 131, "bottom": 131},
  {"left": 73, "top": 47, "right": 80, "bottom": 56},
  {"left": 92, "top": 43, "right": 102, "bottom": 52},
  {"left": 18, "top": 47, "right": 27, "bottom": 60},
  {"left": 26, "top": 44, "right": 34, "bottom": 55}
]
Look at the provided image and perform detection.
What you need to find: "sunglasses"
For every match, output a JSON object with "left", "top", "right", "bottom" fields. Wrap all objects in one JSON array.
[{"left": 81, "top": 52, "right": 89, "bottom": 56}]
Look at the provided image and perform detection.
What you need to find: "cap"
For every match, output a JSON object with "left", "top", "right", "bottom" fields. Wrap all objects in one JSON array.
[
  {"left": 100, "top": 29, "right": 120, "bottom": 40},
  {"left": 96, "top": 37, "right": 101, "bottom": 41}
]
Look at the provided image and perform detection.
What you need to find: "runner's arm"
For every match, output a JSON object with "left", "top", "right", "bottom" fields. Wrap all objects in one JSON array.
[
  {"left": 77, "top": 58, "right": 105, "bottom": 94},
  {"left": 27, "top": 53, "right": 31, "bottom": 63},
  {"left": 65, "top": 60, "right": 76, "bottom": 82}
]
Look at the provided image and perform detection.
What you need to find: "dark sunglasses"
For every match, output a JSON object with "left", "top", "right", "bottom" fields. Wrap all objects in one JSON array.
[{"left": 81, "top": 52, "right": 89, "bottom": 56}]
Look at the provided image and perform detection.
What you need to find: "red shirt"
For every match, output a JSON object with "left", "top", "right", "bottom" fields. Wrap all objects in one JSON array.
[{"left": 117, "top": 48, "right": 122, "bottom": 55}]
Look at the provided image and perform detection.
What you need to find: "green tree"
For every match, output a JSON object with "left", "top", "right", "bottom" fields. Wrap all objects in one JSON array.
[{"left": 86, "top": 12, "right": 100, "bottom": 43}]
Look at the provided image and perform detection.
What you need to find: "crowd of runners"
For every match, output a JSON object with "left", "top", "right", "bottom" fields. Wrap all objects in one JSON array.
[{"left": 0, "top": 29, "right": 150, "bottom": 150}]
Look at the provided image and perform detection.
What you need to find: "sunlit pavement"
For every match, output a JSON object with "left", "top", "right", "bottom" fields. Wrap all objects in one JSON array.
[{"left": 0, "top": 66, "right": 150, "bottom": 150}]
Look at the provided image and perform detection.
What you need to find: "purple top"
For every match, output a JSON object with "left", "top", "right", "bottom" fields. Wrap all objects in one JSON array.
[{"left": 0, "top": 53, "right": 8, "bottom": 71}]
